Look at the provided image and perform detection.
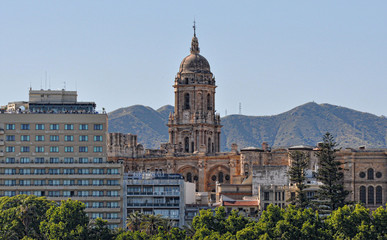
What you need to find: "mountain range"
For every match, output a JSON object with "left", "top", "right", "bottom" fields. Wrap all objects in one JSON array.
[{"left": 108, "top": 102, "right": 387, "bottom": 151}]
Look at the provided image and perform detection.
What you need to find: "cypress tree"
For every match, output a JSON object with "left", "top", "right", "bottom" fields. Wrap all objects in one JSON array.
[
  {"left": 288, "top": 150, "right": 310, "bottom": 208},
  {"left": 315, "top": 132, "right": 349, "bottom": 212}
]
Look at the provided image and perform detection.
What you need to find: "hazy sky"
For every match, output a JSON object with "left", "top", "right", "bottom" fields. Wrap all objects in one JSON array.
[{"left": 1, "top": 1, "right": 387, "bottom": 117}]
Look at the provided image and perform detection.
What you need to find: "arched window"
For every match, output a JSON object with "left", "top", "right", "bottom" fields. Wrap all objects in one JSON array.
[
  {"left": 184, "top": 93, "right": 190, "bottom": 110},
  {"left": 187, "top": 172, "right": 192, "bottom": 182},
  {"left": 170, "top": 131, "right": 174, "bottom": 144},
  {"left": 368, "top": 186, "right": 374, "bottom": 205},
  {"left": 184, "top": 78, "right": 189, "bottom": 84},
  {"left": 208, "top": 138, "right": 211, "bottom": 153},
  {"left": 184, "top": 137, "right": 189, "bottom": 153},
  {"left": 191, "top": 142, "right": 194, "bottom": 153},
  {"left": 368, "top": 168, "right": 374, "bottom": 180},
  {"left": 360, "top": 186, "right": 366, "bottom": 204},
  {"left": 207, "top": 93, "right": 212, "bottom": 110},
  {"left": 376, "top": 186, "right": 383, "bottom": 204},
  {"left": 218, "top": 172, "right": 224, "bottom": 183}
]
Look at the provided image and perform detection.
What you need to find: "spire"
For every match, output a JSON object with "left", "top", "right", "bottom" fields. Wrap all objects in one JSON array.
[{"left": 190, "top": 20, "right": 200, "bottom": 54}]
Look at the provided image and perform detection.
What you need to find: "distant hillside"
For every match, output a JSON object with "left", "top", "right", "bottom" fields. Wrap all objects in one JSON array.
[{"left": 108, "top": 102, "right": 387, "bottom": 151}]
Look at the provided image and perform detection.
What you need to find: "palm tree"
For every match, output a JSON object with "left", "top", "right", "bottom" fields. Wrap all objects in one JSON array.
[
  {"left": 141, "top": 214, "right": 164, "bottom": 235},
  {"left": 182, "top": 222, "right": 195, "bottom": 238},
  {"left": 126, "top": 211, "right": 144, "bottom": 232},
  {"left": 161, "top": 218, "right": 175, "bottom": 232}
]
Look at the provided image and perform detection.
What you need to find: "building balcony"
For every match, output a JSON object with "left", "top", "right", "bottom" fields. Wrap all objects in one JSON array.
[
  {"left": 126, "top": 191, "right": 180, "bottom": 196},
  {"left": 126, "top": 203, "right": 180, "bottom": 208}
]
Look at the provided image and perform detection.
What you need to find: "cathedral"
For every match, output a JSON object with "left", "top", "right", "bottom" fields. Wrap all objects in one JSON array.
[{"left": 108, "top": 26, "right": 387, "bottom": 209}]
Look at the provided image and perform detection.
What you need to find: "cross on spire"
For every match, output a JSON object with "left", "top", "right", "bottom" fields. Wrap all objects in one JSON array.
[{"left": 193, "top": 20, "right": 196, "bottom": 37}]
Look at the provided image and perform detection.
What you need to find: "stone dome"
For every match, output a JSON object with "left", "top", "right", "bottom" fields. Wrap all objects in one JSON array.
[
  {"left": 178, "top": 35, "right": 211, "bottom": 74},
  {"left": 179, "top": 53, "right": 211, "bottom": 74}
]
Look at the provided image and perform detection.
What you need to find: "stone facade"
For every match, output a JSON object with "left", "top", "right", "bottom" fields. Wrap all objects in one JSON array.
[{"left": 166, "top": 30, "right": 221, "bottom": 154}]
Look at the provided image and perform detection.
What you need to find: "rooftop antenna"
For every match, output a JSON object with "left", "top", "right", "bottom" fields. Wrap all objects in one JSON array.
[
  {"left": 75, "top": 80, "right": 77, "bottom": 91},
  {"left": 63, "top": 81, "right": 66, "bottom": 90},
  {"left": 239, "top": 102, "right": 242, "bottom": 115},
  {"left": 45, "top": 71, "right": 47, "bottom": 89}
]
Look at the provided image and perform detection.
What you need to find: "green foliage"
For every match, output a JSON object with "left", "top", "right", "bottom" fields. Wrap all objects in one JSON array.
[
  {"left": 5, "top": 195, "right": 387, "bottom": 240},
  {"left": 315, "top": 132, "right": 350, "bottom": 212},
  {"left": 288, "top": 150, "right": 310, "bottom": 208}
]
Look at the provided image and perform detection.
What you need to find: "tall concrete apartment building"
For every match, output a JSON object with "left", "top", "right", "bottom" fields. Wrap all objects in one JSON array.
[
  {"left": 0, "top": 89, "right": 124, "bottom": 228},
  {"left": 124, "top": 172, "right": 186, "bottom": 227}
]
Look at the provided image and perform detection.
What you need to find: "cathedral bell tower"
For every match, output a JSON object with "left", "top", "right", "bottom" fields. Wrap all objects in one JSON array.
[{"left": 167, "top": 23, "right": 222, "bottom": 154}]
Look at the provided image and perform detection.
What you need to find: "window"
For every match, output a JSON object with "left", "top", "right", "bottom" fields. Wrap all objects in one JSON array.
[
  {"left": 93, "top": 158, "right": 103, "bottom": 163},
  {"left": 79, "top": 124, "right": 88, "bottom": 130},
  {"left": 4, "top": 191, "right": 16, "bottom": 197},
  {"left": 49, "top": 158, "right": 59, "bottom": 163},
  {"left": 48, "top": 191, "right": 60, "bottom": 197},
  {"left": 35, "top": 135, "right": 45, "bottom": 141},
  {"left": 64, "top": 146, "right": 74, "bottom": 152},
  {"left": 264, "top": 192, "right": 270, "bottom": 201},
  {"left": 207, "top": 93, "right": 212, "bottom": 110},
  {"left": 92, "top": 169, "right": 104, "bottom": 174},
  {"left": 35, "top": 146, "right": 44, "bottom": 153},
  {"left": 91, "top": 213, "right": 103, "bottom": 219},
  {"left": 78, "top": 191, "right": 89, "bottom": 197},
  {"left": 107, "top": 191, "right": 118, "bottom": 197},
  {"left": 107, "top": 180, "right": 119, "bottom": 186},
  {"left": 184, "top": 93, "right": 190, "bottom": 110},
  {"left": 48, "top": 169, "right": 60, "bottom": 175},
  {"left": 64, "top": 157, "right": 74, "bottom": 163},
  {"left": 21, "top": 124, "right": 30, "bottom": 130},
  {"left": 94, "top": 136, "right": 103, "bottom": 142},
  {"left": 50, "top": 124, "right": 59, "bottom": 130},
  {"left": 48, "top": 180, "right": 60, "bottom": 186},
  {"left": 92, "top": 191, "right": 103, "bottom": 197},
  {"left": 50, "top": 146, "right": 59, "bottom": 153},
  {"left": 106, "top": 213, "right": 118, "bottom": 219},
  {"left": 79, "top": 158, "right": 89, "bottom": 163},
  {"left": 92, "top": 202, "right": 104, "bottom": 208},
  {"left": 64, "top": 124, "right": 74, "bottom": 130},
  {"left": 5, "top": 169, "right": 16, "bottom": 175},
  {"left": 63, "top": 191, "right": 73, "bottom": 197},
  {"left": 64, "top": 135, "right": 74, "bottom": 142},
  {"left": 20, "top": 180, "right": 31, "bottom": 186},
  {"left": 184, "top": 137, "right": 189, "bottom": 153},
  {"left": 34, "top": 169, "right": 45, "bottom": 175},
  {"left": 19, "top": 169, "right": 31, "bottom": 175},
  {"left": 94, "top": 146, "right": 103, "bottom": 152},
  {"left": 78, "top": 180, "right": 89, "bottom": 186},
  {"left": 6, "top": 158, "right": 15, "bottom": 163},
  {"left": 361, "top": 186, "right": 367, "bottom": 203},
  {"left": 93, "top": 180, "right": 104, "bottom": 186},
  {"left": 34, "top": 191, "right": 43, "bottom": 196},
  {"left": 21, "top": 135, "right": 30, "bottom": 141},
  {"left": 34, "top": 180, "right": 45, "bottom": 186},
  {"left": 78, "top": 169, "right": 90, "bottom": 174},
  {"left": 218, "top": 172, "right": 224, "bottom": 183},
  {"left": 107, "top": 169, "right": 119, "bottom": 175},
  {"left": 6, "top": 146, "right": 15, "bottom": 152},
  {"left": 368, "top": 186, "right": 374, "bottom": 205},
  {"left": 368, "top": 168, "right": 374, "bottom": 180},
  {"left": 21, "top": 146, "right": 30, "bottom": 152},
  {"left": 34, "top": 157, "right": 45, "bottom": 163},
  {"left": 63, "top": 180, "right": 75, "bottom": 186},
  {"left": 187, "top": 172, "right": 192, "bottom": 182},
  {"left": 79, "top": 135, "right": 88, "bottom": 142},
  {"left": 107, "top": 202, "right": 119, "bottom": 208},
  {"left": 19, "top": 191, "right": 31, "bottom": 195},
  {"left": 50, "top": 135, "right": 59, "bottom": 141},
  {"left": 63, "top": 169, "right": 75, "bottom": 174},
  {"left": 94, "top": 124, "right": 103, "bottom": 130},
  {"left": 376, "top": 186, "right": 383, "bottom": 204},
  {"left": 6, "top": 135, "right": 15, "bottom": 141},
  {"left": 79, "top": 146, "right": 88, "bottom": 153},
  {"left": 5, "top": 180, "right": 16, "bottom": 186},
  {"left": 35, "top": 124, "right": 45, "bottom": 130},
  {"left": 6, "top": 124, "right": 15, "bottom": 130},
  {"left": 20, "top": 157, "right": 30, "bottom": 163}
]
